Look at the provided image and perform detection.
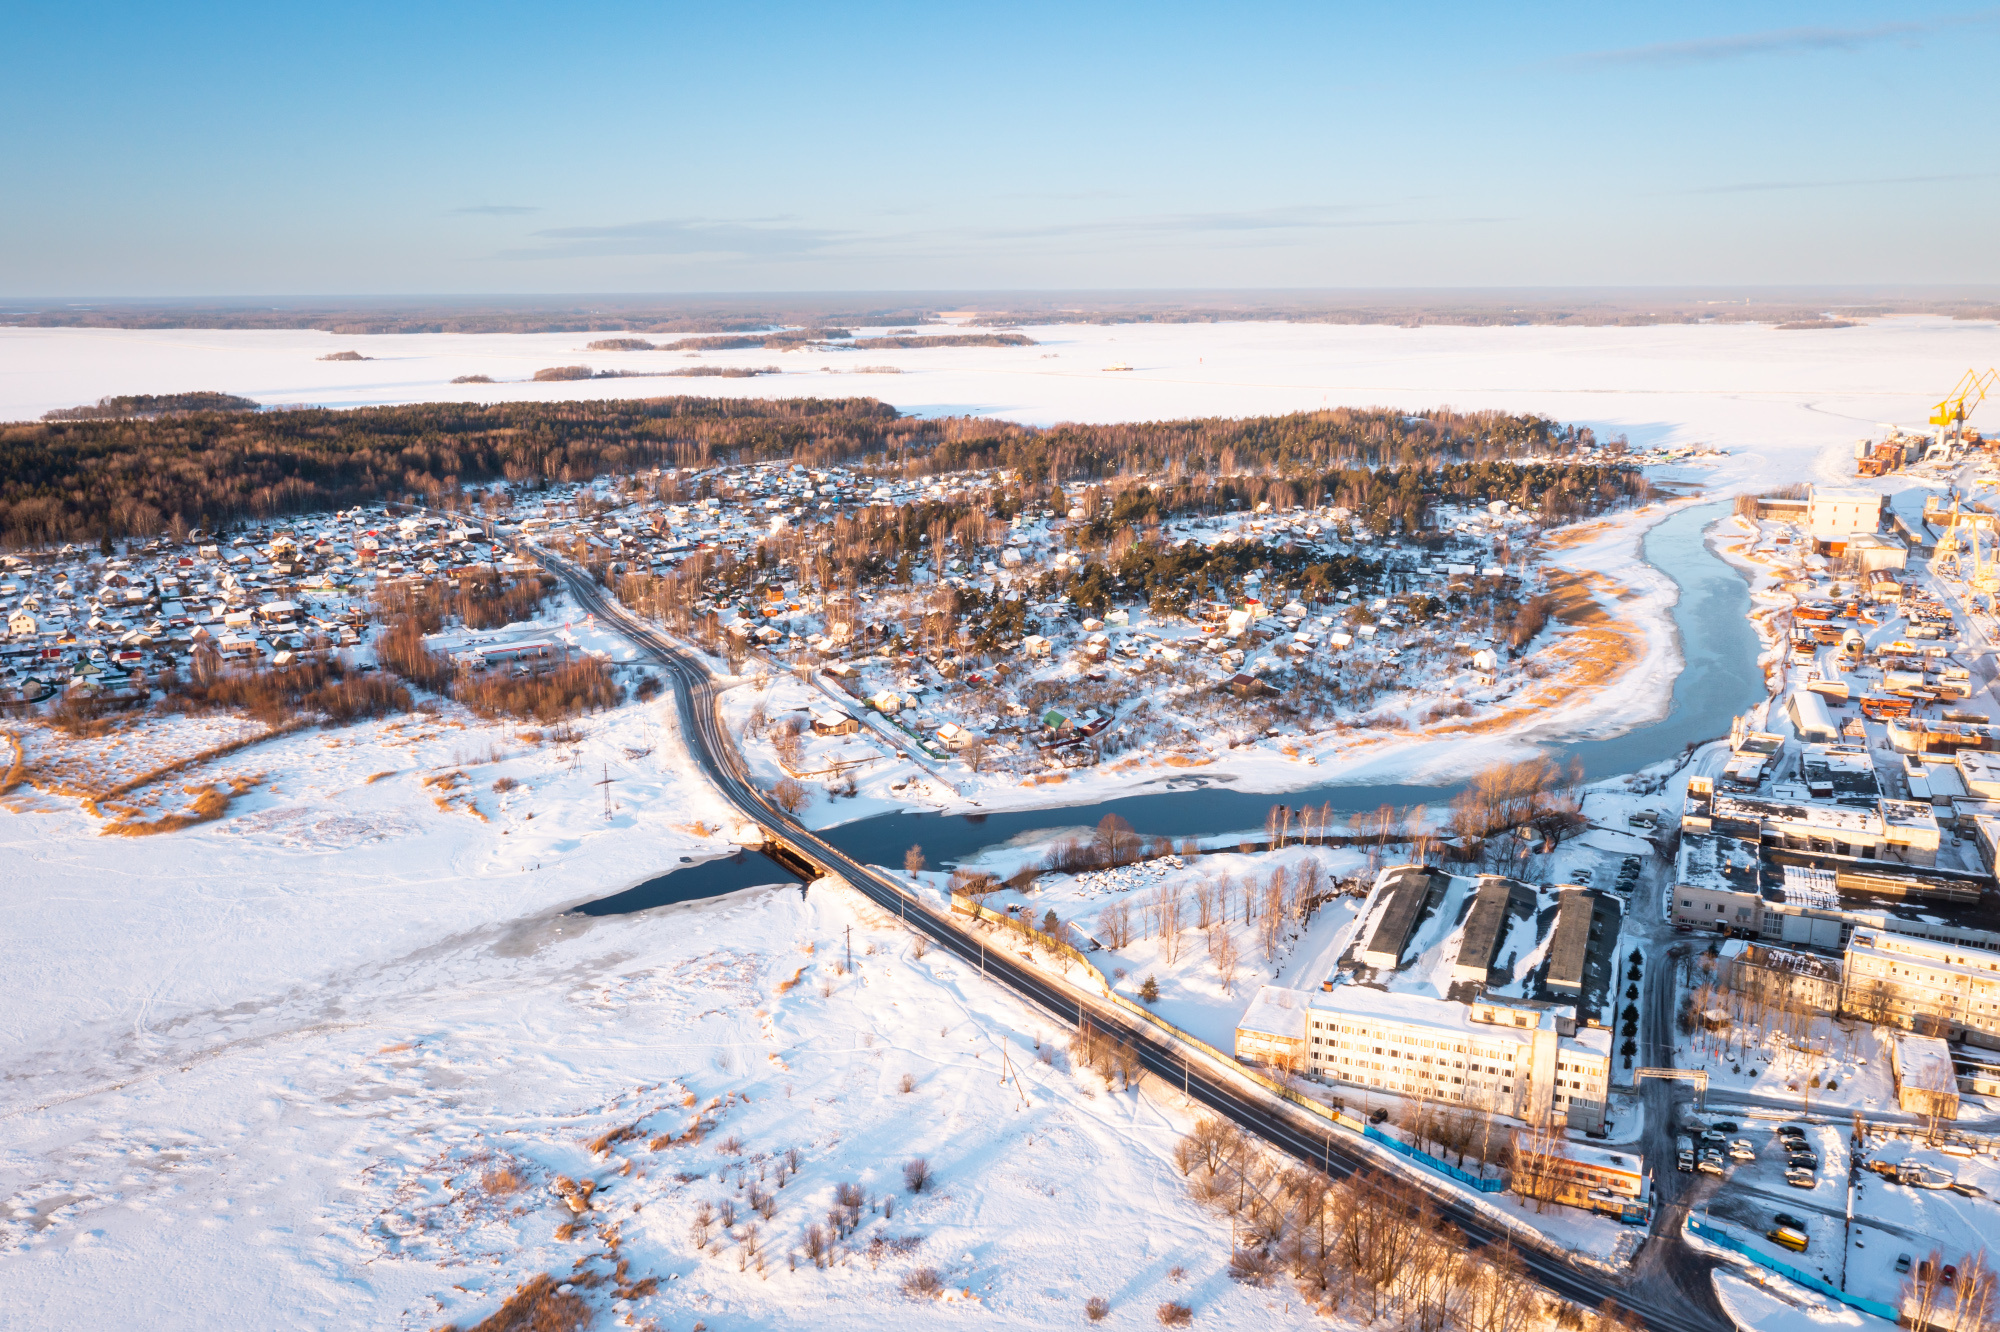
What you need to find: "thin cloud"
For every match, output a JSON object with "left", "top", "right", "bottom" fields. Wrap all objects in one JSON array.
[
  {"left": 498, "top": 217, "right": 844, "bottom": 261},
  {"left": 490, "top": 205, "right": 1502, "bottom": 266},
  {"left": 1676, "top": 170, "right": 1998, "bottom": 194},
  {"left": 956, "top": 204, "right": 1499, "bottom": 245},
  {"left": 1572, "top": 10, "right": 1998, "bottom": 66},
  {"left": 452, "top": 204, "right": 541, "bottom": 216}
]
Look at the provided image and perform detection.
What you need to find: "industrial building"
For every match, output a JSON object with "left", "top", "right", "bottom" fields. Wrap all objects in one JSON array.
[
  {"left": 1509, "top": 1135, "right": 1652, "bottom": 1224},
  {"left": 1356, "top": 864, "right": 1449, "bottom": 972},
  {"left": 1450, "top": 875, "right": 1533, "bottom": 988},
  {"left": 1543, "top": 888, "right": 1604, "bottom": 999},
  {"left": 1805, "top": 486, "right": 1887, "bottom": 545},
  {"left": 1888, "top": 1031, "right": 1961, "bottom": 1119}
]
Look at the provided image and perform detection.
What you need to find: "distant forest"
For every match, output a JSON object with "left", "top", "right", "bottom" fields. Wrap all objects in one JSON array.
[
  {"left": 40, "top": 393, "right": 261, "bottom": 421},
  {"left": 0, "top": 396, "right": 1623, "bottom": 547},
  {"left": 1, "top": 300, "right": 945, "bottom": 336},
  {"left": 612, "top": 331, "right": 1034, "bottom": 352},
  {"left": 9, "top": 292, "right": 1997, "bottom": 333}
]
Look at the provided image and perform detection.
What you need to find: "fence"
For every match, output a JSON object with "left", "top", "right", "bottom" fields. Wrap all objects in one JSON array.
[
  {"left": 948, "top": 892, "right": 1513, "bottom": 1196},
  {"left": 1685, "top": 1215, "right": 1898, "bottom": 1322},
  {"left": 1360, "top": 1122, "right": 1509, "bottom": 1193}
]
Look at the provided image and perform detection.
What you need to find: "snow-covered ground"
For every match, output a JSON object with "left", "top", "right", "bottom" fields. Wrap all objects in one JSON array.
[
  {"left": 3, "top": 869, "right": 1335, "bottom": 1331},
  {"left": 10, "top": 316, "right": 2000, "bottom": 1325}
]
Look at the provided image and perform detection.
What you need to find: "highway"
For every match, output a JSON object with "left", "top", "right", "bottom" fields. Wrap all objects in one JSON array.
[{"left": 535, "top": 548, "right": 1731, "bottom": 1332}]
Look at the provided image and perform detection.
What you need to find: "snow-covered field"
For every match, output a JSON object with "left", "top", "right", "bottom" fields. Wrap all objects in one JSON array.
[
  {"left": 9, "top": 316, "right": 2000, "bottom": 1326},
  {"left": 4, "top": 868, "right": 1326, "bottom": 1331}
]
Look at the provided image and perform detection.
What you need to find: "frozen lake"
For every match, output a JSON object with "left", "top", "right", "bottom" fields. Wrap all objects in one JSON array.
[{"left": 6, "top": 317, "right": 1997, "bottom": 493}]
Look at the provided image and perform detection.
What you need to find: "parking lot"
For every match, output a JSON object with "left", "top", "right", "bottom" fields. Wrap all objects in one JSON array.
[{"left": 1687, "top": 1111, "right": 2000, "bottom": 1311}]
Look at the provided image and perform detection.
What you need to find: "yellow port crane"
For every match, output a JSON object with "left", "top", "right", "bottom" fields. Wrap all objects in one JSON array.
[
  {"left": 1930, "top": 367, "right": 1999, "bottom": 442},
  {"left": 1933, "top": 497, "right": 2000, "bottom": 593}
]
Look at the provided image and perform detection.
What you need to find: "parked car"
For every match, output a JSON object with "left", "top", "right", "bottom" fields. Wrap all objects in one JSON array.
[
  {"left": 1896, "top": 1253, "right": 1913, "bottom": 1275},
  {"left": 1700, "top": 1129, "right": 1728, "bottom": 1145},
  {"left": 1944, "top": 1265, "right": 1959, "bottom": 1287},
  {"left": 1785, "top": 1167, "right": 1817, "bottom": 1189},
  {"left": 1698, "top": 1156, "right": 1725, "bottom": 1177},
  {"left": 1729, "top": 1142, "right": 1757, "bottom": 1162},
  {"left": 1788, "top": 1151, "right": 1820, "bottom": 1170},
  {"left": 1772, "top": 1212, "right": 1807, "bottom": 1233},
  {"left": 1713, "top": 1121, "right": 1740, "bottom": 1133}
]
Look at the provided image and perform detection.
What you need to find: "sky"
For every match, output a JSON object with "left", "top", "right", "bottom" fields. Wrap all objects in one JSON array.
[{"left": 6, "top": 1, "right": 1999, "bottom": 295}]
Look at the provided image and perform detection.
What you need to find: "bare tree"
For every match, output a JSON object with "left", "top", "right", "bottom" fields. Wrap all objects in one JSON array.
[
  {"left": 1193, "top": 878, "right": 1218, "bottom": 932},
  {"left": 1100, "top": 899, "right": 1133, "bottom": 950},
  {"left": 771, "top": 777, "right": 808, "bottom": 814},
  {"left": 1510, "top": 1114, "right": 1572, "bottom": 1214},
  {"left": 1160, "top": 883, "right": 1185, "bottom": 965},
  {"left": 1905, "top": 1248, "right": 1950, "bottom": 1332},
  {"left": 1215, "top": 929, "right": 1240, "bottom": 995}
]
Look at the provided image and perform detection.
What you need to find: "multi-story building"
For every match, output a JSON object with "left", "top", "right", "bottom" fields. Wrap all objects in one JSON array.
[
  {"left": 1843, "top": 929, "right": 2000, "bottom": 1049},
  {"left": 1234, "top": 985, "right": 1614, "bottom": 1133}
]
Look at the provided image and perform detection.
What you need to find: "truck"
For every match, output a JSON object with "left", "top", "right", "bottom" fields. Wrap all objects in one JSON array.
[
  {"left": 1677, "top": 1136, "right": 1695, "bottom": 1173},
  {"left": 1768, "top": 1225, "right": 1810, "bottom": 1253}
]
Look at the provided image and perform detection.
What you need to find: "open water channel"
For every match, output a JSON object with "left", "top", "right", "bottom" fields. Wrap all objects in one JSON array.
[{"left": 580, "top": 501, "right": 1768, "bottom": 915}]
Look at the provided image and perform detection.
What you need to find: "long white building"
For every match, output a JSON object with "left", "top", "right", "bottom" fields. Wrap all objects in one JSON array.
[{"left": 1235, "top": 985, "right": 1614, "bottom": 1133}]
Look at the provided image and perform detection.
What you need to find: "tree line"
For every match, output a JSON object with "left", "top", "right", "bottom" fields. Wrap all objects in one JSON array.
[{"left": 0, "top": 396, "right": 1634, "bottom": 549}]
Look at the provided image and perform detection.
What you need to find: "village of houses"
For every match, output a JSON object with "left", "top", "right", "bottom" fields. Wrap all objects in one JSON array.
[{"left": 7, "top": 443, "right": 2000, "bottom": 1325}]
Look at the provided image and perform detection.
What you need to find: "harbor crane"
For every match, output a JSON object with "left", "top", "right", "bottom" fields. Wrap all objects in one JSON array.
[{"left": 1930, "top": 367, "right": 1998, "bottom": 445}]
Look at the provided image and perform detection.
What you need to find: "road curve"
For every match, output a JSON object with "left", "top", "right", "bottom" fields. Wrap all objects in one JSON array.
[{"left": 536, "top": 549, "right": 1728, "bottom": 1332}]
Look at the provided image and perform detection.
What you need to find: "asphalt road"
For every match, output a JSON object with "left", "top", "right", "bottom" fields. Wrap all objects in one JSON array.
[{"left": 535, "top": 549, "right": 1733, "bottom": 1332}]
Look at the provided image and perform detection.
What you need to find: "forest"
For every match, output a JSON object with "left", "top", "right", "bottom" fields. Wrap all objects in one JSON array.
[
  {"left": 41, "top": 393, "right": 261, "bottom": 422},
  {"left": 0, "top": 396, "right": 1629, "bottom": 547}
]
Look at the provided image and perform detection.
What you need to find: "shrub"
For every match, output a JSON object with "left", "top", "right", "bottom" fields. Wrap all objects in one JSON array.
[
  {"left": 493, "top": 775, "right": 518, "bottom": 792},
  {"left": 900, "top": 1073, "right": 916, "bottom": 1093},
  {"left": 532, "top": 365, "right": 595, "bottom": 381},
  {"left": 481, "top": 1166, "right": 524, "bottom": 1195},
  {"left": 903, "top": 1157, "right": 931, "bottom": 1193},
  {"left": 464, "top": 1273, "right": 590, "bottom": 1332},
  {"left": 1140, "top": 974, "right": 1161, "bottom": 1003},
  {"left": 454, "top": 659, "right": 621, "bottom": 721},
  {"left": 1086, "top": 1296, "right": 1111, "bottom": 1322},
  {"left": 901, "top": 1267, "right": 944, "bottom": 1300},
  {"left": 1158, "top": 1301, "right": 1194, "bottom": 1326},
  {"left": 169, "top": 658, "right": 412, "bottom": 726},
  {"left": 1228, "top": 1248, "right": 1277, "bottom": 1285}
]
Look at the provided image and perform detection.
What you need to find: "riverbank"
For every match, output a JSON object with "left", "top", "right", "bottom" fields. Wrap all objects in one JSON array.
[{"left": 783, "top": 496, "right": 1741, "bottom": 847}]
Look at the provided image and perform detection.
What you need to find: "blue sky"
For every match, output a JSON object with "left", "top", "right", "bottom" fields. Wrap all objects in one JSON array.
[{"left": 6, "top": 1, "right": 1998, "bottom": 294}]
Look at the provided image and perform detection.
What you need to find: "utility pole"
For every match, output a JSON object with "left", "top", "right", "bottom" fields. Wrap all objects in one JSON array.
[
  {"left": 845, "top": 925, "right": 852, "bottom": 975},
  {"left": 594, "top": 763, "right": 615, "bottom": 821}
]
